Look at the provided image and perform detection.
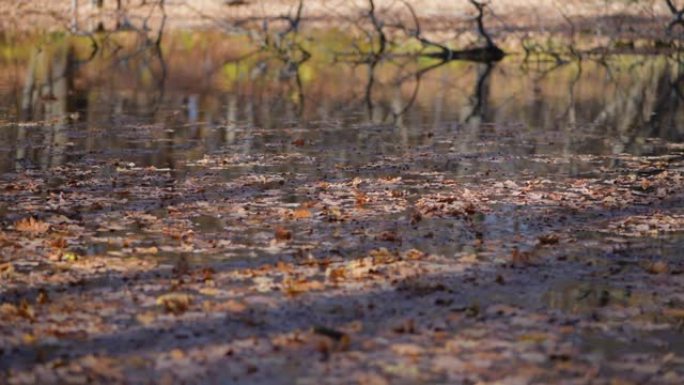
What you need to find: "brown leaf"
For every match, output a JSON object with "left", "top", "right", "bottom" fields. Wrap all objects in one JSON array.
[
  {"left": 313, "top": 326, "right": 350, "bottom": 350},
  {"left": 36, "top": 289, "right": 50, "bottom": 305},
  {"left": 538, "top": 234, "right": 560, "bottom": 245},
  {"left": 369, "top": 248, "right": 396, "bottom": 264},
  {"left": 275, "top": 261, "right": 293, "bottom": 273},
  {"left": 15, "top": 217, "right": 50, "bottom": 234},
  {"left": 355, "top": 191, "right": 369, "bottom": 208},
  {"left": 0, "top": 262, "right": 15, "bottom": 279},
  {"left": 511, "top": 248, "right": 533, "bottom": 265},
  {"left": 50, "top": 237, "right": 68, "bottom": 249},
  {"left": 326, "top": 267, "right": 346, "bottom": 282},
  {"left": 402, "top": 249, "right": 426, "bottom": 260},
  {"left": 283, "top": 278, "right": 324, "bottom": 296},
  {"left": 156, "top": 293, "right": 193, "bottom": 314},
  {"left": 17, "top": 300, "right": 35, "bottom": 321},
  {"left": 376, "top": 231, "right": 401, "bottom": 243},
  {"left": 275, "top": 226, "right": 292, "bottom": 241},
  {"left": 391, "top": 343, "right": 424, "bottom": 356},
  {"left": 646, "top": 260, "right": 669, "bottom": 274},
  {"left": 410, "top": 211, "right": 422, "bottom": 225},
  {"left": 134, "top": 246, "right": 158, "bottom": 255}
]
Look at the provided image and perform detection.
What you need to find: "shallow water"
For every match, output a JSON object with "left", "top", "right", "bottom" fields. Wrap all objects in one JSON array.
[{"left": 0, "top": 31, "right": 683, "bottom": 175}]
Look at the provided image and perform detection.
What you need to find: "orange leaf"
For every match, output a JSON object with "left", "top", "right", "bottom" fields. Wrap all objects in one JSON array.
[
  {"left": 15, "top": 217, "right": 50, "bottom": 234},
  {"left": 292, "top": 208, "right": 312, "bottom": 219}
]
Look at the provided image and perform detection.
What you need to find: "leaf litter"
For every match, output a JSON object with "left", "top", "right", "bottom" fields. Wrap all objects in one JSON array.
[{"left": 1, "top": 136, "right": 684, "bottom": 384}]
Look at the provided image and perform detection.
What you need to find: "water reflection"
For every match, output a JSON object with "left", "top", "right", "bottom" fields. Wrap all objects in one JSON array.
[{"left": 0, "top": 31, "right": 683, "bottom": 174}]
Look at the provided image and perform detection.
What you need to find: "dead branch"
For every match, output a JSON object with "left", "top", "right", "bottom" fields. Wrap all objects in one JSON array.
[
  {"left": 469, "top": 0, "right": 495, "bottom": 48},
  {"left": 665, "top": 0, "right": 684, "bottom": 31},
  {"left": 368, "top": 0, "right": 387, "bottom": 56}
]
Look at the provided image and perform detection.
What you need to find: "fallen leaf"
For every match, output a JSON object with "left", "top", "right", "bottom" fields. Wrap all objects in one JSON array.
[
  {"left": 134, "top": 246, "right": 159, "bottom": 255},
  {"left": 136, "top": 311, "right": 157, "bottom": 326},
  {"left": 538, "top": 234, "right": 559, "bottom": 245},
  {"left": 313, "top": 326, "right": 350, "bottom": 350},
  {"left": 170, "top": 349, "right": 185, "bottom": 360},
  {"left": 283, "top": 278, "right": 324, "bottom": 296},
  {"left": 275, "top": 226, "right": 292, "bottom": 241},
  {"left": 646, "top": 260, "right": 669, "bottom": 274},
  {"left": 156, "top": 293, "right": 193, "bottom": 314},
  {"left": 15, "top": 217, "right": 50, "bottom": 234},
  {"left": 326, "top": 267, "right": 346, "bottom": 282},
  {"left": 292, "top": 208, "right": 312, "bottom": 219},
  {"left": 376, "top": 231, "right": 400, "bottom": 243}
]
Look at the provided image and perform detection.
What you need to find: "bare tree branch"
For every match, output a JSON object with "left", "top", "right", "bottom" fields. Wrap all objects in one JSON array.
[
  {"left": 665, "top": 0, "right": 684, "bottom": 31},
  {"left": 400, "top": 0, "right": 503, "bottom": 62},
  {"left": 469, "top": 0, "right": 495, "bottom": 48},
  {"left": 368, "top": 0, "right": 387, "bottom": 56}
]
